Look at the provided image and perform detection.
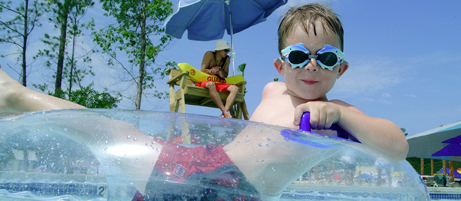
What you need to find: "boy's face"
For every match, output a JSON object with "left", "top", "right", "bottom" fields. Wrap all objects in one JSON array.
[{"left": 277, "top": 20, "right": 348, "bottom": 101}]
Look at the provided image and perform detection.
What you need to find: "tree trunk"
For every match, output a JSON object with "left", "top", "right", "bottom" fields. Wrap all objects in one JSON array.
[
  {"left": 135, "top": 0, "right": 147, "bottom": 110},
  {"left": 55, "top": 0, "right": 70, "bottom": 95},
  {"left": 69, "top": 28, "right": 77, "bottom": 97},
  {"left": 22, "top": 0, "right": 29, "bottom": 86}
]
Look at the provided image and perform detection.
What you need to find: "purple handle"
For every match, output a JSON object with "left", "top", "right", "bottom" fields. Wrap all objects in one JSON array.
[{"left": 300, "top": 112, "right": 360, "bottom": 143}]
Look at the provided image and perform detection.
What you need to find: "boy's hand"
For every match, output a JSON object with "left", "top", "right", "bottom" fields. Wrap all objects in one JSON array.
[{"left": 293, "top": 101, "right": 343, "bottom": 130}]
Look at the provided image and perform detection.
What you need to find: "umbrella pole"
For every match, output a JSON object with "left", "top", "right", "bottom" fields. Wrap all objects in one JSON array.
[{"left": 225, "top": 0, "right": 235, "bottom": 75}]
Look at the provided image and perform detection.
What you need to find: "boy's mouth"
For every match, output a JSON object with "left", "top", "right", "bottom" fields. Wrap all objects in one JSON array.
[{"left": 302, "top": 79, "right": 318, "bottom": 85}]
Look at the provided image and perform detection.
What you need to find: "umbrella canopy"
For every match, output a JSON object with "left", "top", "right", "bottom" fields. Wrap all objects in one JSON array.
[
  {"left": 407, "top": 121, "right": 461, "bottom": 162},
  {"left": 438, "top": 168, "right": 461, "bottom": 178},
  {"left": 164, "top": 0, "right": 287, "bottom": 74}
]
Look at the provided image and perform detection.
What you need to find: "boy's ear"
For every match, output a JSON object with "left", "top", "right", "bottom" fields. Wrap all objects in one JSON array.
[
  {"left": 337, "top": 60, "right": 349, "bottom": 78},
  {"left": 274, "top": 57, "right": 285, "bottom": 76}
]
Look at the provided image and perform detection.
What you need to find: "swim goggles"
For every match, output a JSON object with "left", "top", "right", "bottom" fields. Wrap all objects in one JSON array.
[{"left": 281, "top": 43, "right": 345, "bottom": 71}]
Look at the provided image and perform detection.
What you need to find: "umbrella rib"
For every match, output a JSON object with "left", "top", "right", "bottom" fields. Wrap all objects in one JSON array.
[{"left": 186, "top": 0, "right": 211, "bottom": 31}]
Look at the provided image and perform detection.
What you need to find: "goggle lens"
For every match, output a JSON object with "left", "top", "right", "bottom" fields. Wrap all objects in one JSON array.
[
  {"left": 317, "top": 52, "right": 337, "bottom": 66},
  {"left": 288, "top": 51, "right": 309, "bottom": 64}
]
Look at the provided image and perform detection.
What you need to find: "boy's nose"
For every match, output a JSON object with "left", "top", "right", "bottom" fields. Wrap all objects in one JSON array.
[{"left": 304, "top": 58, "right": 319, "bottom": 72}]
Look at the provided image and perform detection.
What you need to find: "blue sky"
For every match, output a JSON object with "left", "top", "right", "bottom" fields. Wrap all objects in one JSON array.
[{"left": 1, "top": 0, "right": 460, "bottom": 137}]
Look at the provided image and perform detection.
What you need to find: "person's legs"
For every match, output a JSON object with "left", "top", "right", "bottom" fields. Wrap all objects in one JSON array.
[
  {"left": 0, "top": 69, "right": 85, "bottom": 114},
  {"left": 224, "top": 85, "right": 239, "bottom": 112},
  {"left": 205, "top": 81, "right": 232, "bottom": 118}
]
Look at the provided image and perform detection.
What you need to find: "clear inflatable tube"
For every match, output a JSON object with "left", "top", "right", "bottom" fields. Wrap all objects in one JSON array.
[{"left": 0, "top": 109, "right": 429, "bottom": 200}]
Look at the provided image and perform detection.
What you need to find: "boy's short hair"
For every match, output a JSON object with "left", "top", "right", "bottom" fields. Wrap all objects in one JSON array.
[{"left": 278, "top": 3, "right": 344, "bottom": 55}]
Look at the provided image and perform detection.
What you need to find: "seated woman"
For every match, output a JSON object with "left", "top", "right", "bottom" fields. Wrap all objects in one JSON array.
[{"left": 196, "top": 40, "right": 239, "bottom": 118}]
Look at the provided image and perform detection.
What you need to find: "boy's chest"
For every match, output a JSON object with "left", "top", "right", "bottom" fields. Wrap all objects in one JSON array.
[{"left": 259, "top": 98, "right": 298, "bottom": 128}]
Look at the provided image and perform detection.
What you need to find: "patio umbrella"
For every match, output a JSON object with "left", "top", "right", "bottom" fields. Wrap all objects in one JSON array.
[
  {"left": 438, "top": 168, "right": 461, "bottom": 178},
  {"left": 164, "top": 0, "right": 288, "bottom": 74},
  {"left": 406, "top": 121, "right": 461, "bottom": 162}
]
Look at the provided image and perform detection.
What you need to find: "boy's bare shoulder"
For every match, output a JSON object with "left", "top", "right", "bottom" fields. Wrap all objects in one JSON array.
[{"left": 261, "top": 81, "right": 286, "bottom": 100}]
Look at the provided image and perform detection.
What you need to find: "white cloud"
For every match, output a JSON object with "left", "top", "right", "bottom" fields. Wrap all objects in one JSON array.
[
  {"left": 405, "top": 94, "right": 417, "bottom": 98},
  {"left": 331, "top": 56, "right": 405, "bottom": 98},
  {"left": 381, "top": 93, "right": 391, "bottom": 98}
]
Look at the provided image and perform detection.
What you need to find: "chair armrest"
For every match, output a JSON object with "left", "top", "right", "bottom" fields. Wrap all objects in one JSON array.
[
  {"left": 167, "top": 71, "right": 189, "bottom": 85},
  {"left": 234, "top": 81, "right": 247, "bottom": 86},
  {"left": 234, "top": 81, "right": 246, "bottom": 94}
]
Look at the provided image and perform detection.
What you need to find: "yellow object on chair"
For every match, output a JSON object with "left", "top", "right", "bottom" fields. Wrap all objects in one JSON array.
[{"left": 178, "top": 63, "right": 245, "bottom": 84}]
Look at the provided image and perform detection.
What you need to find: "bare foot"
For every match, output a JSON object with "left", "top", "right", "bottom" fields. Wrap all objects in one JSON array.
[{"left": 220, "top": 111, "right": 232, "bottom": 118}]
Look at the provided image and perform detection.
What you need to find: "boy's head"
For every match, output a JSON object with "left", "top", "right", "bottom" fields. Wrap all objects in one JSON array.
[
  {"left": 274, "top": 3, "right": 348, "bottom": 101},
  {"left": 278, "top": 3, "right": 344, "bottom": 55}
]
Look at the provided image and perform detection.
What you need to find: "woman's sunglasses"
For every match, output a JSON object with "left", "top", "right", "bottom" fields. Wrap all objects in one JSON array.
[{"left": 281, "top": 43, "right": 345, "bottom": 71}]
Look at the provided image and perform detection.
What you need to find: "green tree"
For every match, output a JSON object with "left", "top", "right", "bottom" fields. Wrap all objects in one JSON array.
[
  {"left": 406, "top": 157, "right": 443, "bottom": 175},
  {"left": 34, "top": 82, "right": 121, "bottom": 108},
  {"left": 401, "top": 128, "right": 408, "bottom": 136},
  {"left": 35, "top": 0, "right": 95, "bottom": 99},
  {"left": 92, "top": 0, "right": 174, "bottom": 110},
  {"left": 44, "top": 0, "right": 94, "bottom": 95},
  {"left": 0, "top": 0, "right": 46, "bottom": 86},
  {"left": 65, "top": 0, "right": 95, "bottom": 96}
]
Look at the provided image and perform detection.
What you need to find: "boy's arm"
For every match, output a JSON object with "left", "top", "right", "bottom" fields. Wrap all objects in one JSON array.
[{"left": 294, "top": 100, "right": 409, "bottom": 161}]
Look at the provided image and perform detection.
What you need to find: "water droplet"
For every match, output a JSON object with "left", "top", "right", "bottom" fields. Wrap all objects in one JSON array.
[
  {"left": 267, "top": 138, "right": 271, "bottom": 141},
  {"left": 258, "top": 143, "right": 262, "bottom": 147},
  {"left": 261, "top": 160, "right": 265, "bottom": 163},
  {"left": 272, "top": 167, "right": 276, "bottom": 171},
  {"left": 105, "top": 141, "right": 108, "bottom": 144},
  {"left": 63, "top": 128, "right": 68, "bottom": 131},
  {"left": 145, "top": 143, "right": 148, "bottom": 146},
  {"left": 266, "top": 144, "right": 269, "bottom": 147},
  {"left": 133, "top": 138, "right": 137, "bottom": 141},
  {"left": 127, "top": 135, "right": 131, "bottom": 139}
]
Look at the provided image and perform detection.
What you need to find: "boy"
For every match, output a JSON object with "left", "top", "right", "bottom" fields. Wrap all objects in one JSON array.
[
  {"left": 250, "top": 3, "right": 408, "bottom": 161},
  {"left": 0, "top": 3, "right": 408, "bottom": 200}
]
